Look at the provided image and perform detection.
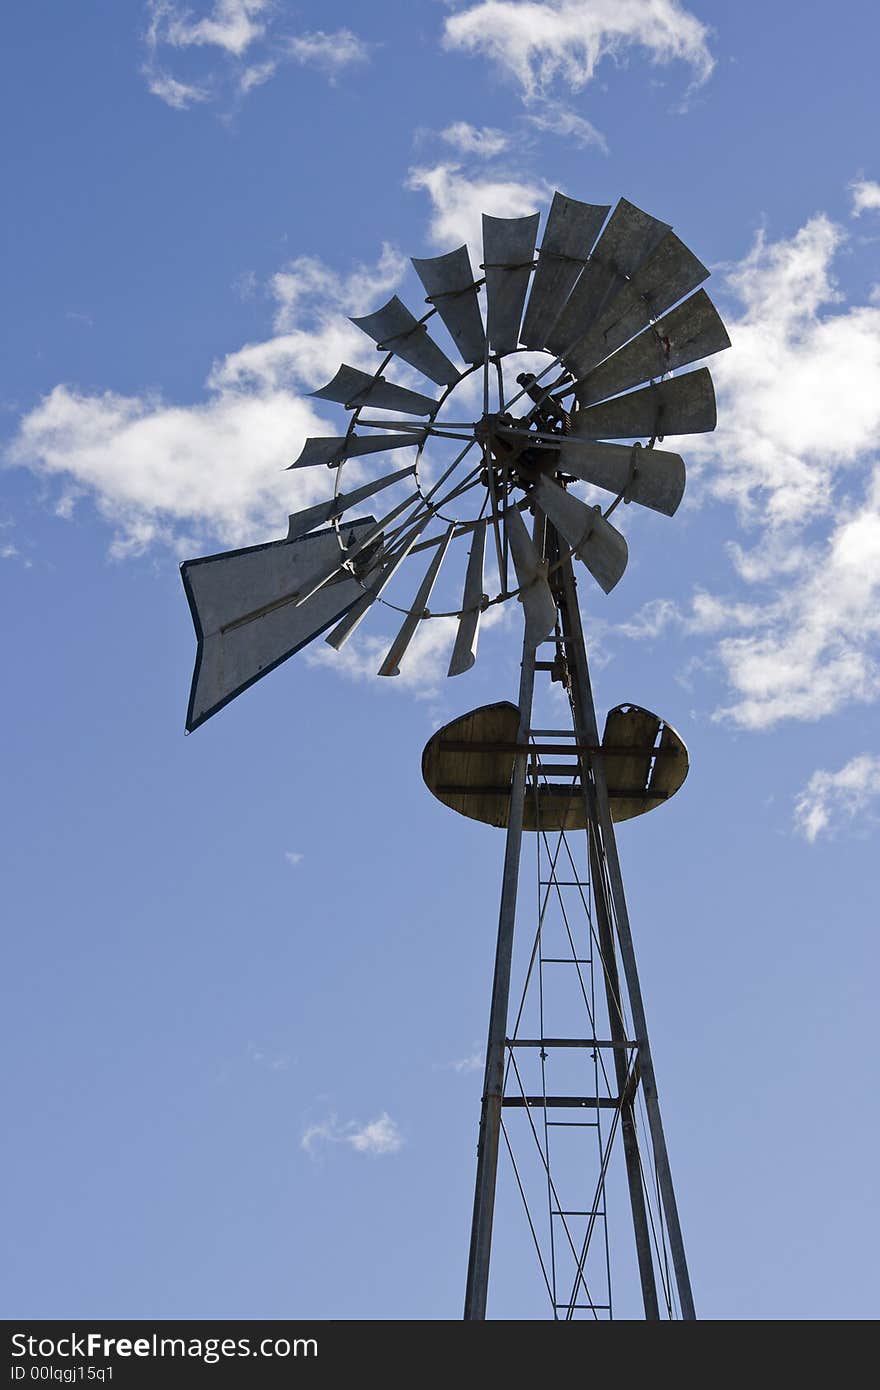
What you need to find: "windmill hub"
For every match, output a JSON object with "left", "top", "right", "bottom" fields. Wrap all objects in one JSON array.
[{"left": 474, "top": 408, "right": 562, "bottom": 492}]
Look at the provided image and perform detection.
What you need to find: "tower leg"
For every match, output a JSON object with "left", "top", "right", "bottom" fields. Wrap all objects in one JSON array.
[
  {"left": 464, "top": 622, "right": 537, "bottom": 1321},
  {"left": 556, "top": 556, "right": 696, "bottom": 1321}
]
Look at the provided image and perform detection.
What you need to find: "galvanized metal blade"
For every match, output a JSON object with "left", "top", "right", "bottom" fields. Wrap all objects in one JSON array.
[
  {"left": 286, "top": 464, "right": 417, "bottom": 542},
  {"left": 545, "top": 198, "right": 670, "bottom": 362},
  {"left": 180, "top": 518, "right": 379, "bottom": 732},
  {"left": 564, "top": 231, "right": 711, "bottom": 379},
  {"left": 520, "top": 193, "right": 610, "bottom": 350},
  {"left": 448, "top": 519, "right": 487, "bottom": 677},
  {"left": 378, "top": 526, "right": 455, "bottom": 677},
  {"left": 560, "top": 440, "right": 685, "bottom": 516},
  {"left": 573, "top": 290, "right": 730, "bottom": 407},
  {"left": 482, "top": 212, "right": 540, "bottom": 354},
  {"left": 573, "top": 367, "right": 717, "bottom": 440},
  {"left": 350, "top": 295, "right": 459, "bottom": 386},
  {"left": 412, "top": 246, "right": 486, "bottom": 366},
  {"left": 288, "top": 431, "right": 425, "bottom": 470},
  {"left": 324, "top": 514, "right": 433, "bottom": 650},
  {"left": 505, "top": 505, "right": 557, "bottom": 647},
  {"left": 534, "top": 475, "right": 628, "bottom": 593},
  {"left": 310, "top": 363, "right": 438, "bottom": 416}
]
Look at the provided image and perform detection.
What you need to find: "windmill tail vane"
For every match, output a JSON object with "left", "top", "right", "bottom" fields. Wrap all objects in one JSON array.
[{"left": 179, "top": 191, "right": 729, "bottom": 1320}]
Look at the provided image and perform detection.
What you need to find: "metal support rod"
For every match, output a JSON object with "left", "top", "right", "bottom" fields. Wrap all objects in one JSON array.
[
  {"left": 463, "top": 604, "right": 537, "bottom": 1320},
  {"left": 556, "top": 552, "right": 697, "bottom": 1321}
]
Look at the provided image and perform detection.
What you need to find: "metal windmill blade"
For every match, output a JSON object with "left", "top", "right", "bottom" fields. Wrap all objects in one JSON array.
[
  {"left": 545, "top": 198, "right": 670, "bottom": 363},
  {"left": 179, "top": 189, "right": 728, "bottom": 728},
  {"left": 412, "top": 247, "right": 485, "bottom": 365},
  {"left": 482, "top": 213, "right": 540, "bottom": 354},
  {"left": 572, "top": 290, "right": 731, "bottom": 408},
  {"left": 520, "top": 192, "right": 610, "bottom": 351},
  {"left": 350, "top": 295, "right": 460, "bottom": 386},
  {"left": 310, "top": 364, "right": 438, "bottom": 416}
]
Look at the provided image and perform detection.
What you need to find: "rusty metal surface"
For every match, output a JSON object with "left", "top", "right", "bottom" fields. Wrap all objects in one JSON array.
[
  {"left": 520, "top": 192, "right": 609, "bottom": 350},
  {"left": 412, "top": 246, "right": 486, "bottom": 365},
  {"left": 573, "top": 289, "right": 730, "bottom": 408},
  {"left": 422, "top": 701, "right": 689, "bottom": 829},
  {"left": 310, "top": 363, "right": 438, "bottom": 416},
  {"left": 546, "top": 198, "right": 670, "bottom": 361},
  {"left": 563, "top": 231, "right": 710, "bottom": 378},
  {"left": 482, "top": 212, "right": 540, "bottom": 354},
  {"left": 351, "top": 295, "right": 459, "bottom": 386}
]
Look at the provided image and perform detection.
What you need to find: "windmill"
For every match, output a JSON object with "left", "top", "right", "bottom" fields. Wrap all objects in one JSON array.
[{"left": 181, "top": 193, "right": 729, "bottom": 1319}]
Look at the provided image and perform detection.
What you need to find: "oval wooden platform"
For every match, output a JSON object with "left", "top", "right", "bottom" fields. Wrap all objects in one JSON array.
[{"left": 422, "top": 701, "right": 688, "bottom": 830}]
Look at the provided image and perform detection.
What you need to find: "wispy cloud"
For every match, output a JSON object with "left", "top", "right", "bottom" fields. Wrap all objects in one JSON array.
[
  {"left": 525, "top": 101, "right": 607, "bottom": 152},
  {"left": 301, "top": 1111, "right": 403, "bottom": 1157},
  {"left": 794, "top": 754, "right": 880, "bottom": 842},
  {"left": 142, "top": 2, "right": 370, "bottom": 108},
  {"left": 284, "top": 850, "right": 304, "bottom": 866},
  {"left": 287, "top": 30, "right": 371, "bottom": 80},
  {"left": 438, "top": 122, "right": 509, "bottom": 158},
  {"left": 442, "top": 0, "right": 714, "bottom": 101},
  {"left": 850, "top": 178, "right": 880, "bottom": 218}
]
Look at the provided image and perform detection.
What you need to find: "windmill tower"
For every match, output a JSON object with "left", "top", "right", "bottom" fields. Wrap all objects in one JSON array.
[{"left": 181, "top": 193, "right": 729, "bottom": 1319}]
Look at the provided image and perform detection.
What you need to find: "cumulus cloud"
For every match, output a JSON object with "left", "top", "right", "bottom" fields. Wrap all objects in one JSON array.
[
  {"left": 406, "top": 162, "right": 551, "bottom": 250},
  {"left": 850, "top": 178, "right": 880, "bottom": 218},
  {"left": 301, "top": 1111, "right": 403, "bottom": 1157},
  {"left": 617, "top": 210, "right": 880, "bottom": 731},
  {"left": 442, "top": 0, "right": 714, "bottom": 101},
  {"left": 793, "top": 754, "right": 880, "bottom": 842},
  {"left": 7, "top": 246, "right": 406, "bottom": 556}
]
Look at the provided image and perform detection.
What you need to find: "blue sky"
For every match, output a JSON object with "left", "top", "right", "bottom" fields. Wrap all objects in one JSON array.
[{"left": 3, "top": 0, "right": 880, "bottom": 1320}]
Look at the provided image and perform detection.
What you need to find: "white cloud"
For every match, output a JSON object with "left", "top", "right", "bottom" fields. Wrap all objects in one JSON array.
[
  {"left": 850, "top": 178, "right": 880, "bottom": 218},
  {"left": 306, "top": 614, "right": 461, "bottom": 698},
  {"left": 7, "top": 247, "right": 406, "bottom": 556},
  {"left": 147, "top": 0, "right": 270, "bottom": 57},
  {"left": 665, "top": 212, "right": 880, "bottom": 729},
  {"left": 450, "top": 1049, "right": 483, "bottom": 1073},
  {"left": 442, "top": 0, "right": 714, "bottom": 101},
  {"left": 525, "top": 101, "right": 607, "bottom": 152},
  {"left": 301, "top": 1111, "right": 403, "bottom": 1157},
  {"left": 143, "top": 66, "right": 211, "bottom": 109},
  {"left": 284, "top": 850, "right": 304, "bottom": 866},
  {"left": 711, "top": 482, "right": 880, "bottom": 729},
  {"left": 143, "top": 4, "right": 370, "bottom": 107},
  {"left": 439, "top": 122, "right": 509, "bottom": 158},
  {"left": 287, "top": 30, "right": 371, "bottom": 78},
  {"left": 406, "top": 162, "right": 551, "bottom": 251},
  {"left": 793, "top": 754, "right": 880, "bottom": 842}
]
